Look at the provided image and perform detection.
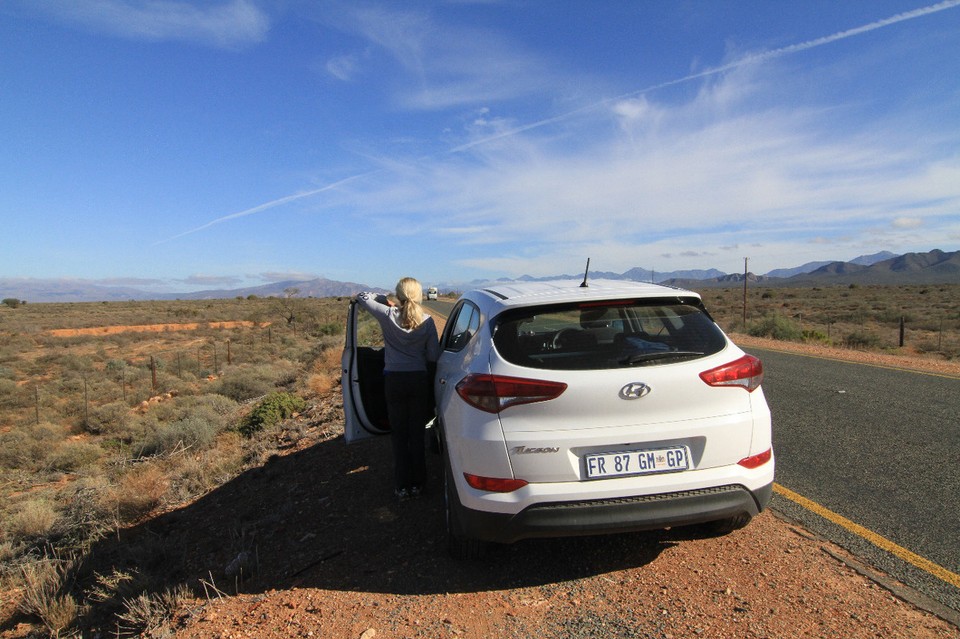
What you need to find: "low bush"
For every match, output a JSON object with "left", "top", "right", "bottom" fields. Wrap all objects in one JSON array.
[
  {"left": 240, "top": 392, "right": 306, "bottom": 436},
  {"left": 213, "top": 364, "right": 282, "bottom": 401},
  {"left": 802, "top": 329, "right": 830, "bottom": 344},
  {"left": 117, "top": 584, "right": 192, "bottom": 637},
  {"left": 748, "top": 314, "right": 803, "bottom": 341},
  {"left": 844, "top": 330, "right": 882, "bottom": 349},
  {"left": 136, "top": 416, "right": 219, "bottom": 458},
  {"left": 8, "top": 499, "right": 58, "bottom": 543},
  {"left": 18, "top": 558, "right": 80, "bottom": 636},
  {"left": 0, "top": 422, "right": 64, "bottom": 470},
  {"left": 47, "top": 439, "right": 102, "bottom": 472},
  {"left": 108, "top": 465, "right": 168, "bottom": 523},
  {"left": 85, "top": 400, "right": 131, "bottom": 435}
]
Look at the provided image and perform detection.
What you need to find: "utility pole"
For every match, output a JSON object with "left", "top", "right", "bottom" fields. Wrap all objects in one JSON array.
[{"left": 742, "top": 257, "right": 749, "bottom": 330}]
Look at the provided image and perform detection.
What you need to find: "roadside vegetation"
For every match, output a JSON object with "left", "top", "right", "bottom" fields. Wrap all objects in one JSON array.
[
  {"left": 0, "top": 294, "right": 348, "bottom": 636},
  {"left": 0, "top": 283, "right": 957, "bottom": 636},
  {"left": 703, "top": 283, "right": 960, "bottom": 360}
]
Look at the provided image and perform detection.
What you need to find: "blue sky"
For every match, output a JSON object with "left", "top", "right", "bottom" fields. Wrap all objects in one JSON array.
[{"left": 2, "top": 1, "right": 959, "bottom": 293}]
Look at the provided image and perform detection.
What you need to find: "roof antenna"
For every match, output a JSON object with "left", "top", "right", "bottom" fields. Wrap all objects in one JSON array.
[{"left": 580, "top": 257, "right": 590, "bottom": 288}]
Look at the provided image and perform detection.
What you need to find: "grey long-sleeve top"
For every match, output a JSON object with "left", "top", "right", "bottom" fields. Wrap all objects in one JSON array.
[{"left": 356, "top": 292, "right": 441, "bottom": 372}]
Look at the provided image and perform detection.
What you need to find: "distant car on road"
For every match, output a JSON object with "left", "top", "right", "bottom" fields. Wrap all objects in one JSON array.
[
  {"left": 343, "top": 279, "right": 774, "bottom": 558},
  {"left": 426, "top": 287, "right": 439, "bottom": 300}
]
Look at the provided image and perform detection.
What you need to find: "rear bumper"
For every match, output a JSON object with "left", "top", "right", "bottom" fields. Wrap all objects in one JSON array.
[{"left": 456, "top": 482, "right": 773, "bottom": 544}]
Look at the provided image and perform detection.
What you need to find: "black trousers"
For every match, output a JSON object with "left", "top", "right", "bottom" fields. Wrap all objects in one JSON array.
[{"left": 383, "top": 371, "right": 431, "bottom": 491}]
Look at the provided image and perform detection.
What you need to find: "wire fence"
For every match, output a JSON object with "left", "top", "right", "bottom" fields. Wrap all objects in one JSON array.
[{"left": 5, "top": 323, "right": 321, "bottom": 429}]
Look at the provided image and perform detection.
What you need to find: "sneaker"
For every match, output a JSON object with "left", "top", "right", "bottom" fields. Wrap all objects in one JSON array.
[{"left": 395, "top": 488, "right": 410, "bottom": 501}]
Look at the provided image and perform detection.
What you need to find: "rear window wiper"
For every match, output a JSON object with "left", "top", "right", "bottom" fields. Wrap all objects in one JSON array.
[{"left": 619, "top": 350, "right": 704, "bottom": 366}]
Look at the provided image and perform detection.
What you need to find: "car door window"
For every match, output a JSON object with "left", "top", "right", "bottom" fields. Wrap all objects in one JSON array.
[{"left": 443, "top": 301, "right": 480, "bottom": 352}]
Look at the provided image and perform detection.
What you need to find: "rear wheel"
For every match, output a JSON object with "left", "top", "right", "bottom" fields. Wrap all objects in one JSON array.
[
  {"left": 444, "top": 454, "right": 484, "bottom": 560},
  {"left": 703, "top": 513, "right": 752, "bottom": 535}
]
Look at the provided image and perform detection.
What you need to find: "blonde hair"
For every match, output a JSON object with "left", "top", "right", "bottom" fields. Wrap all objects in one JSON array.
[{"left": 395, "top": 277, "right": 424, "bottom": 329}]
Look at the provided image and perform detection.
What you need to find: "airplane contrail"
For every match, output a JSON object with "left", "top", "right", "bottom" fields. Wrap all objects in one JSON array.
[
  {"left": 166, "top": 0, "right": 960, "bottom": 239},
  {"left": 452, "top": 0, "right": 960, "bottom": 153},
  {"left": 154, "top": 170, "right": 379, "bottom": 244}
]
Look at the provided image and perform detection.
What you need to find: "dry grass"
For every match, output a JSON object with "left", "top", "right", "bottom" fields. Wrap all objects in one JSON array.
[
  {"left": 18, "top": 558, "right": 80, "bottom": 636},
  {"left": 108, "top": 465, "right": 169, "bottom": 524},
  {"left": 116, "top": 583, "right": 192, "bottom": 636},
  {"left": 8, "top": 499, "right": 58, "bottom": 542}
]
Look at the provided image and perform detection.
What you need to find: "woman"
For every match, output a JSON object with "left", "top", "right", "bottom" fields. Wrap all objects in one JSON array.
[{"left": 355, "top": 277, "right": 440, "bottom": 500}]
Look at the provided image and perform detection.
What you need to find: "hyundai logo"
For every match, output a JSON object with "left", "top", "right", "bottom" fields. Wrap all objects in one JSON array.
[{"left": 619, "top": 382, "right": 651, "bottom": 400}]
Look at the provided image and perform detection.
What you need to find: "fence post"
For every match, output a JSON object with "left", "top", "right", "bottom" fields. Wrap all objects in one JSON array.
[
  {"left": 899, "top": 316, "right": 905, "bottom": 347},
  {"left": 227, "top": 339, "right": 232, "bottom": 365},
  {"left": 83, "top": 375, "right": 89, "bottom": 430}
]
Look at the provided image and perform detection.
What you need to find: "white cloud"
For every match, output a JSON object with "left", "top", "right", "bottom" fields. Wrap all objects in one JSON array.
[
  {"left": 257, "top": 271, "right": 320, "bottom": 282},
  {"left": 35, "top": 0, "right": 270, "bottom": 48},
  {"left": 892, "top": 217, "right": 923, "bottom": 229},
  {"left": 178, "top": 274, "right": 243, "bottom": 287},
  {"left": 329, "top": 5, "right": 558, "bottom": 110},
  {"left": 329, "top": 61, "right": 960, "bottom": 277},
  {"left": 326, "top": 53, "right": 361, "bottom": 81}
]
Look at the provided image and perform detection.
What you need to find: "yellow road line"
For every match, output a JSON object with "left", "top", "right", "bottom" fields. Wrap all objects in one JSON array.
[{"left": 773, "top": 483, "right": 960, "bottom": 589}]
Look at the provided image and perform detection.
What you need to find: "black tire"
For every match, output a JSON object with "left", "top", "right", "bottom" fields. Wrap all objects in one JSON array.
[
  {"left": 444, "top": 454, "right": 484, "bottom": 560},
  {"left": 703, "top": 513, "right": 752, "bottom": 535}
]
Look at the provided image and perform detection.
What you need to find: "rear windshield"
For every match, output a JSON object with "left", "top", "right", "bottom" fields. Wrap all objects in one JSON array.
[{"left": 492, "top": 299, "right": 726, "bottom": 371}]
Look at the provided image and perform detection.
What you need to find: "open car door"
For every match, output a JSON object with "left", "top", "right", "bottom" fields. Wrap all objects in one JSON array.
[{"left": 341, "top": 300, "right": 391, "bottom": 443}]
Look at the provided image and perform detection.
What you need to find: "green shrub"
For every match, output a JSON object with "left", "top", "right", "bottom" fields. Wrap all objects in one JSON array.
[
  {"left": 802, "top": 329, "right": 830, "bottom": 344},
  {"left": 316, "top": 322, "right": 342, "bottom": 337},
  {"left": 240, "top": 392, "right": 306, "bottom": 437},
  {"left": 0, "top": 422, "right": 64, "bottom": 470},
  {"left": 212, "top": 365, "right": 281, "bottom": 401},
  {"left": 85, "top": 400, "right": 131, "bottom": 435},
  {"left": 47, "top": 440, "right": 102, "bottom": 472},
  {"left": 0, "top": 377, "right": 18, "bottom": 408},
  {"left": 747, "top": 314, "right": 803, "bottom": 341},
  {"left": 844, "top": 330, "right": 882, "bottom": 349},
  {"left": 136, "top": 416, "right": 219, "bottom": 458}
]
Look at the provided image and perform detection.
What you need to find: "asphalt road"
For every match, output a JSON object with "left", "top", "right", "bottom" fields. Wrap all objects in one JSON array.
[{"left": 753, "top": 346, "right": 960, "bottom": 613}]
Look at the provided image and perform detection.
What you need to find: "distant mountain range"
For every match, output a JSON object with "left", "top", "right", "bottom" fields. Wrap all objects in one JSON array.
[
  {"left": 2, "top": 249, "right": 957, "bottom": 303},
  {"left": 762, "top": 251, "right": 897, "bottom": 278},
  {"left": 0, "top": 277, "right": 386, "bottom": 304}
]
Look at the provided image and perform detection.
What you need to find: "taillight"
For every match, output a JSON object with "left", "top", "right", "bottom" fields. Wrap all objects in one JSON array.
[
  {"left": 464, "top": 473, "right": 528, "bottom": 492},
  {"left": 455, "top": 374, "right": 567, "bottom": 413},
  {"left": 699, "top": 354, "right": 763, "bottom": 392},
  {"left": 738, "top": 448, "right": 772, "bottom": 469}
]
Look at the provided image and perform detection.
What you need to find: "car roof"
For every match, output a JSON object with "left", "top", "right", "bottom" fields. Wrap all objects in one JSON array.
[{"left": 470, "top": 279, "right": 701, "bottom": 308}]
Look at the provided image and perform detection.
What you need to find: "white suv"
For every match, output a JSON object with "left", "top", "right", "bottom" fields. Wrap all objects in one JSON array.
[{"left": 343, "top": 279, "right": 774, "bottom": 558}]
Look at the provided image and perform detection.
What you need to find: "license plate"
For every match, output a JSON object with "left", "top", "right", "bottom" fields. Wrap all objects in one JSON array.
[{"left": 584, "top": 446, "right": 690, "bottom": 479}]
